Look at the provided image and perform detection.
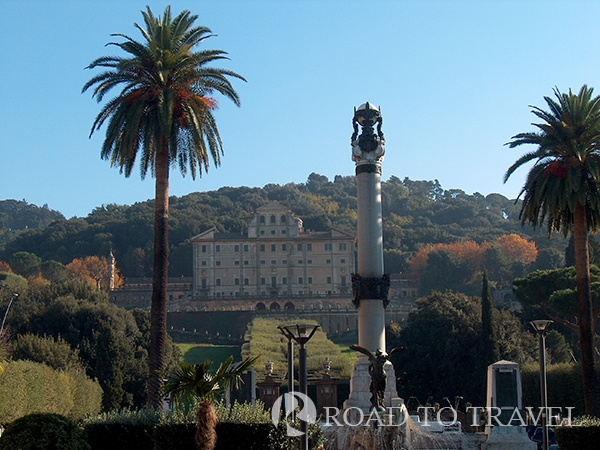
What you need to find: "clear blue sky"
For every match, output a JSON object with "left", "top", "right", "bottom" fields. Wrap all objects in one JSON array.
[{"left": 2, "top": 0, "right": 599, "bottom": 219}]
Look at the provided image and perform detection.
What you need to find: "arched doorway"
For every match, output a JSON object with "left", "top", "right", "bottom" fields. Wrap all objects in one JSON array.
[{"left": 284, "top": 302, "right": 295, "bottom": 311}]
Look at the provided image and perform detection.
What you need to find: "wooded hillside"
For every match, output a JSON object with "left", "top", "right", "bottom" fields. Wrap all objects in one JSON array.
[{"left": 0, "top": 173, "right": 567, "bottom": 281}]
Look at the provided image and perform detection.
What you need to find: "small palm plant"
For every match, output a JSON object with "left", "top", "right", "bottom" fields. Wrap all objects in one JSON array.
[{"left": 162, "top": 355, "right": 259, "bottom": 450}]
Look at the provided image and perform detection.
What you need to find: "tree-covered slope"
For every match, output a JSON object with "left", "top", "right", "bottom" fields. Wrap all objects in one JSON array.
[{"left": 1, "top": 173, "right": 567, "bottom": 278}]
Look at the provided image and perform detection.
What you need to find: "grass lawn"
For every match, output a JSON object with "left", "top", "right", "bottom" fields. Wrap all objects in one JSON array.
[
  {"left": 177, "top": 343, "right": 241, "bottom": 365},
  {"left": 338, "top": 343, "right": 359, "bottom": 364}
]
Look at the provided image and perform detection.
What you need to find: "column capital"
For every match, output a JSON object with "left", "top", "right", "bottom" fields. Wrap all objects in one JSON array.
[{"left": 351, "top": 102, "right": 385, "bottom": 165}]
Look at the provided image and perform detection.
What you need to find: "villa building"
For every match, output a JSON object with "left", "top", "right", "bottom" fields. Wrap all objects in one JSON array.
[{"left": 190, "top": 202, "right": 356, "bottom": 301}]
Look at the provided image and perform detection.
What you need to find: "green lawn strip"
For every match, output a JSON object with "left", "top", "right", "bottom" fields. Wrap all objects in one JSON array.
[{"left": 176, "top": 343, "right": 241, "bottom": 365}]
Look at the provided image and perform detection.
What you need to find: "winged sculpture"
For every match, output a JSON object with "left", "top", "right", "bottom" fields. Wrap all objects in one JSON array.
[{"left": 350, "top": 345, "right": 405, "bottom": 411}]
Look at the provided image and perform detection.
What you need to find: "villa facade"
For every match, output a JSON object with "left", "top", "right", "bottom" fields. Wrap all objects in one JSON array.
[{"left": 190, "top": 202, "right": 356, "bottom": 302}]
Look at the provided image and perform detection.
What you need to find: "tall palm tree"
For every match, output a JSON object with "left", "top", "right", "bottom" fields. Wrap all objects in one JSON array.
[
  {"left": 83, "top": 6, "right": 245, "bottom": 408},
  {"left": 163, "top": 355, "right": 258, "bottom": 450},
  {"left": 504, "top": 85, "right": 600, "bottom": 415}
]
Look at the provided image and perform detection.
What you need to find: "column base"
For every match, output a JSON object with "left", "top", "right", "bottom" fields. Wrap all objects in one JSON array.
[{"left": 343, "top": 357, "right": 403, "bottom": 422}]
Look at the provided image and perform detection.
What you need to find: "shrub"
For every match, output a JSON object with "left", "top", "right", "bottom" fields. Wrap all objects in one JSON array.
[
  {"left": 555, "top": 416, "right": 600, "bottom": 450},
  {"left": 521, "top": 363, "right": 585, "bottom": 415},
  {"left": 0, "top": 413, "right": 90, "bottom": 450},
  {"left": 0, "top": 360, "right": 102, "bottom": 422}
]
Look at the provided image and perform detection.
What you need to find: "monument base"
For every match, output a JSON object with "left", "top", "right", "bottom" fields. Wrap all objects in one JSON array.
[
  {"left": 483, "top": 426, "right": 537, "bottom": 450},
  {"left": 343, "top": 357, "right": 403, "bottom": 423}
]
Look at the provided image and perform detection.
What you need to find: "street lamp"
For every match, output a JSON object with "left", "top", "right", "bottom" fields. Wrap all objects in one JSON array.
[
  {"left": 279, "top": 323, "right": 319, "bottom": 450},
  {"left": 530, "top": 319, "right": 553, "bottom": 450},
  {"left": 277, "top": 325, "right": 295, "bottom": 396},
  {"left": 0, "top": 293, "right": 18, "bottom": 336}
]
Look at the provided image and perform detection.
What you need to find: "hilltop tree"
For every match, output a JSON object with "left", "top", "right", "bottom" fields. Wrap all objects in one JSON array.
[
  {"left": 83, "top": 5, "right": 245, "bottom": 407},
  {"left": 505, "top": 85, "right": 600, "bottom": 415},
  {"left": 494, "top": 234, "right": 538, "bottom": 264},
  {"left": 9, "top": 251, "right": 41, "bottom": 278}
]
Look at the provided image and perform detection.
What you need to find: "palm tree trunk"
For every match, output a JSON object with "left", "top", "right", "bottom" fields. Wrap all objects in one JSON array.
[
  {"left": 147, "top": 137, "right": 170, "bottom": 408},
  {"left": 573, "top": 203, "right": 599, "bottom": 416},
  {"left": 196, "top": 399, "right": 217, "bottom": 450}
]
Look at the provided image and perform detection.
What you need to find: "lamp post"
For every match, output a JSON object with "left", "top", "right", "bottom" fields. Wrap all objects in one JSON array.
[
  {"left": 0, "top": 293, "right": 18, "bottom": 336},
  {"left": 277, "top": 325, "right": 295, "bottom": 396},
  {"left": 530, "top": 319, "right": 553, "bottom": 450},
  {"left": 279, "top": 323, "right": 319, "bottom": 450}
]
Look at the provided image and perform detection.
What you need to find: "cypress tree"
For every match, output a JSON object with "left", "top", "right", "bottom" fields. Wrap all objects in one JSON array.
[{"left": 481, "top": 270, "right": 500, "bottom": 366}]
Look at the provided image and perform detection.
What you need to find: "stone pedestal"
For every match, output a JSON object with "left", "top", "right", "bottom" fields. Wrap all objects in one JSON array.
[
  {"left": 483, "top": 426, "right": 537, "bottom": 450},
  {"left": 316, "top": 373, "right": 337, "bottom": 417},
  {"left": 343, "top": 358, "right": 401, "bottom": 417}
]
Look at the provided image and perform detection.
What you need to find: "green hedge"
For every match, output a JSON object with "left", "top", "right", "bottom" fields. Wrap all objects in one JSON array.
[
  {"left": 0, "top": 360, "right": 102, "bottom": 423},
  {"left": 0, "top": 413, "right": 90, "bottom": 450},
  {"left": 83, "top": 403, "right": 324, "bottom": 450},
  {"left": 521, "top": 363, "right": 587, "bottom": 415},
  {"left": 555, "top": 417, "right": 600, "bottom": 449}
]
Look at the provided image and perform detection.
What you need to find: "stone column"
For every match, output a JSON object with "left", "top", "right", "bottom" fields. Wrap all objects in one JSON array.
[{"left": 343, "top": 103, "right": 401, "bottom": 415}]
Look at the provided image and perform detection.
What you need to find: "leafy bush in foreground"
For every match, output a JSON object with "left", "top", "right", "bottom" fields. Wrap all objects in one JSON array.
[
  {"left": 0, "top": 413, "right": 90, "bottom": 450},
  {"left": 555, "top": 416, "right": 600, "bottom": 450}
]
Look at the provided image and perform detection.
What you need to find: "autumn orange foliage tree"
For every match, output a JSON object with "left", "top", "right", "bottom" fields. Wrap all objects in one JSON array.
[
  {"left": 0, "top": 261, "right": 12, "bottom": 272},
  {"left": 66, "top": 256, "right": 123, "bottom": 290},
  {"left": 493, "top": 234, "right": 538, "bottom": 264},
  {"left": 409, "top": 234, "right": 538, "bottom": 286}
]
